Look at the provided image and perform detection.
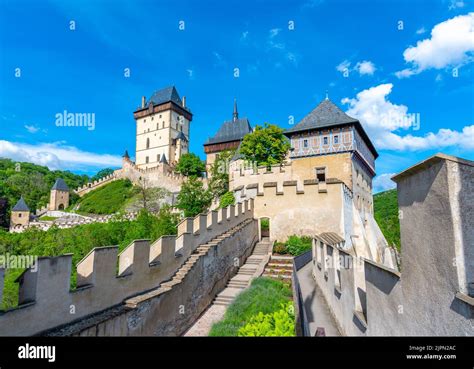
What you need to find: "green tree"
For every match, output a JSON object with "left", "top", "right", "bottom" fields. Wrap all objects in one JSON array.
[
  {"left": 176, "top": 177, "right": 212, "bottom": 217},
  {"left": 240, "top": 123, "right": 290, "bottom": 168},
  {"left": 219, "top": 191, "right": 235, "bottom": 208},
  {"left": 175, "top": 153, "right": 206, "bottom": 177},
  {"left": 209, "top": 149, "right": 235, "bottom": 199}
]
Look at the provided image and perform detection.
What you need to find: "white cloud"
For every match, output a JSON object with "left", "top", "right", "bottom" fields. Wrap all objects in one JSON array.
[
  {"left": 336, "top": 59, "right": 376, "bottom": 76},
  {"left": 355, "top": 60, "right": 376, "bottom": 75},
  {"left": 373, "top": 173, "right": 397, "bottom": 193},
  {"left": 0, "top": 140, "right": 122, "bottom": 171},
  {"left": 396, "top": 13, "right": 474, "bottom": 78},
  {"left": 24, "top": 125, "right": 40, "bottom": 134},
  {"left": 269, "top": 28, "right": 281, "bottom": 38},
  {"left": 416, "top": 27, "right": 426, "bottom": 34},
  {"left": 336, "top": 59, "right": 351, "bottom": 73},
  {"left": 449, "top": 0, "right": 465, "bottom": 10},
  {"left": 342, "top": 83, "right": 474, "bottom": 151}
]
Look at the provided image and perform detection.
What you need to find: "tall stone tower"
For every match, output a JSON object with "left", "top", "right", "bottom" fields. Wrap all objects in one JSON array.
[
  {"left": 11, "top": 196, "right": 30, "bottom": 227},
  {"left": 133, "top": 86, "right": 192, "bottom": 170},
  {"left": 49, "top": 178, "right": 70, "bottom": 211}
]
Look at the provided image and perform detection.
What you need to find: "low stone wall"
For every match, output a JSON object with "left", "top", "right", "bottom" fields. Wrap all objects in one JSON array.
[
  {"left": 0, "top": 200, "right": 254, "bottom": 336},
  {"left": 45, "top": 219, "right": 258, "bottom": 336}
]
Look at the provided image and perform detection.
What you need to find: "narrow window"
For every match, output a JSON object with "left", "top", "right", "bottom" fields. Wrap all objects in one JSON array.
[
  {"left": 323, "top": 137, "right": 328, "bottom": 145},
  {"left": 303, "top": 139, "right": 308, "bottom": 148},
  {"left": 316, "top": 167, "right": 326, "bottom": 182},
  {"left": 146, "top": 156, "right": 149, "bottom": 164},
  {"left": 146, "top": 138, "right": 150, "bottom": 149},
  {"left": 334, "top": 135, "right": 339, "bottom": 144},
  {"left": 157, "top": 154, "right": 160, "bottom": 162}
]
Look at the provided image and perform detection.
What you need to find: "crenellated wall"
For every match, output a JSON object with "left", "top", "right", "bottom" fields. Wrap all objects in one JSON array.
[
  {"left": 0, "top": 200, "right": 255, "bottom": 336},
  {"left": 311, "top": 154, "right": 474, "bottom": 336}
]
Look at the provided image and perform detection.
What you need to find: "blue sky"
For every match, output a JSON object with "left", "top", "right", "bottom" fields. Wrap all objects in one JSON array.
[{"left": 0, "top": 0, "right": 473, "bottom": 192}]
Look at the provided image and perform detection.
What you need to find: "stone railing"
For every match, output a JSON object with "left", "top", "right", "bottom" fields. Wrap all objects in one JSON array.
[{"left": 0, "top": 199, "right": 254, "bottom": 336}]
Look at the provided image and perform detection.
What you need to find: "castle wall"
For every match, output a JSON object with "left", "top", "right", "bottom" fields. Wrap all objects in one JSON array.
[
  {"left": 46, "top": 219, "right": 258, "bottom": 336},
  {"left": 310, "top": 154, "right": 474, "bottom": 336},
  {"left": 0, "top": 200, "right": 254, "bottom": 336},
  {"left": 10, "top": 211, "right": 29, "bottom": 227}
]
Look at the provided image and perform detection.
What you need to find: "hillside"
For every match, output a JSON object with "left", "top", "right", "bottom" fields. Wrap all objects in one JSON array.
[
  {"left": 373, "top": 189, "right": 401, "bottom": 251},
  {"left": 74, "top": 179, "right": 137, "bottom": 214},
  {"left": 0, "top": 158, "right": 89, "bottom": 218}
]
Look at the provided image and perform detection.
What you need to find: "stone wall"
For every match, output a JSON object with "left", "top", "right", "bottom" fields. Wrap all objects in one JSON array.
[
  {"left": 46, "top": 219, "right": 258, "bottom": 336},
  {"left": 0, "top": 200, "right": 254, "bottom": 336},
  {"left": 311, "top": 154, "right": 474, "bottom": 336}
]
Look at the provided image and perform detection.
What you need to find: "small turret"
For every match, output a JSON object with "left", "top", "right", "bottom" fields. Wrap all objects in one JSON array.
[
  {"left": 11, "top": 196, "right": 30, "bottom": 227},
  {"left": 49, "top": 179, "right": 69, "bottom": 211}
]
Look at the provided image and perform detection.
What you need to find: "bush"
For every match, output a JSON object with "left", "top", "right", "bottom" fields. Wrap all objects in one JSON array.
[
  {"left": 176, "top": 177, "right": 212, "bottom": 217},
  {"left": 209, "top": 277, "right": 293, "bottom": 336},
  {"left": 285, "top": 235, "right": 312, "bottom": 256},
  {"left": 273, "top": 242, "right": 287, "bottom": 254},
  {"left": 237, "top": 301, "right": 295, "bottom": 337},
  {"left": 260, "top": 218, "right": 269, "bottom": 231},
  {"left": 219, "top": 191, "right": 235, "bottom": 208}
]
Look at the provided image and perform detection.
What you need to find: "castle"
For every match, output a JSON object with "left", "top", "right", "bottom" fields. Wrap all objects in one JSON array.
[{"left": 2, "top": 86, "right": 472, "bottom": 336}]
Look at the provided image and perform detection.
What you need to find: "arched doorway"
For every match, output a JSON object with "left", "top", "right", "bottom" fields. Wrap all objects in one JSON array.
[
  {"left": 58, "top": 204, "right": 64, "bottom": 210},
  {"left": 260, "top": 217, "right": 270, "bottom": 240}
]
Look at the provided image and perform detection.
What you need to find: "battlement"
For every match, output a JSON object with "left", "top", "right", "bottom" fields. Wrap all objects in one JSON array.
[
  {"left": 75, "top": 173, "right": 118, "bottom": 196},
  {"left": 0, "top": 199, "right": 254, "bottom": 336}
]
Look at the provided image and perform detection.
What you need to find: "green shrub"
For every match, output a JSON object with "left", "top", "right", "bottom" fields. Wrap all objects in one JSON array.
[
  {"left": 273, "top": 242, "right": 287, "bottom": 254},
  {"left": 374, "top": 189, "right": 401, "bottom": 251},
  {"left": 209, "top": 277, "right": 293, "bottom": 336},
  {"left": 285, "top": 235, "right": 312, "bottom": 256},
  {"left": 237, "top": 301, "right": 295, "bottom": 337},
  {"left": 260, "top": 218, "right": 269, "bottom": 231},
  {"left": 219, "top": 191, "right": 235, "bottom": 208}
]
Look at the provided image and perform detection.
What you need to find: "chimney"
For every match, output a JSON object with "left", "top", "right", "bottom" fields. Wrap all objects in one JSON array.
[
  {"left": 182, "top": 96, "right": 186, "bottom": 108},
  {"left": 141, "top": 96, "right": 146, "bottom": 108}
]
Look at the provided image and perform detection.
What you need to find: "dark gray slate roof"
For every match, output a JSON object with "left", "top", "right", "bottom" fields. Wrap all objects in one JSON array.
[
  {"left": 148, "top": 86, "right": 188, "bottom": 110},
  {"left": 52, "top": 178, "right": 69, "bottom": 191},
  {"left": 12, "top": 196, "right": 29, "bottom": 212},
  {"left": 285, "top": 98, "right": 358, "bottom": 134},
  {"left": 204, "top": 118, "right": 252, "bottom": 145},
  {"left": 285, "top": 98, "right": 378, "bottom": 158},
  {"left": 176, "top": 131, "right": 188, "bottom": 142},
  {"left": 160, "top": 153, "right": 168, "bottom": 165}
]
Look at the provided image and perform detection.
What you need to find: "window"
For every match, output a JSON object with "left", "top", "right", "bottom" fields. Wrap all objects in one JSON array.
[
  {"left": 156, "top": 123, "right": 159, "bottom": 130},
  {"left": 323, "top": 137, "right": 328, "bottom": 145},
  {"left": 144, "top": 119, "right": 146, "bottom": 123},
  {"left": 157, "top": 154, "right": 160, "bottom": 162},
  {"left": 159, "top": 114, "right": 162, "bottom": 118},
  {"left": 334, "top": 135, "right": 339, "bottom": 144},
  {"left": 316, "top": 167, "right": 326, "bottom": 182},
  {"left": 19, "top": 213, "right": 22, "bottom": 218},
  {"left": 303, "top": 139, "right": 308, "bottom": 148},
  {"left": 146, "top": 156, "right": 149, "bottom": 164},
  {"left": 163, "top": 122, "right": 165, "bottom": 129},
  {"left": 146, "top": 138, "right": 150, "bottom": 149}
]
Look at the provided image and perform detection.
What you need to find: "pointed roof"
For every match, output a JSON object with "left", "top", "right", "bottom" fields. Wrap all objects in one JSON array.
[
  {"left": 204, "top": 100, "right": 252, "bottom": 146},
  {"left": 147, "top": 86, "right": 189, "bottom": 111},
  {"left": 286, "top": 98, "right": 358, "bottom": 134},
  {"left": 285, "top": 98, "right": 378, "bottom": 158},
  {"left": 176, "top": 131, "right": 188, "bottom": 142},
  {"left": 51, "top": 178, "right": 69, "bottom": 191},
  {"left": 160, "top": 153, "right": 168, "bottom": 165},
  {"left": 123, "top": 150, "right": 130, "bottom": 158},
  {"left": 233, "top": 98, "right": 238, "bottom": 122},
  {"left": 12, "top": 196, "right": 29, "bottom": 212}
]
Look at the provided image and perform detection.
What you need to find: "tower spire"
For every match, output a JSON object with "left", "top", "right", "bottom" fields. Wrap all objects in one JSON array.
[
  {"left": 325, "top": 90, "right": 329, "bottom": 100},
  {"left": 233, "top": 98, "right": 238, "bottom": 122}
]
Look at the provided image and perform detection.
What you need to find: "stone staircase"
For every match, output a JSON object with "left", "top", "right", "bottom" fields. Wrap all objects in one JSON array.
[
  {"left": 213, "top": 238, "right": 272, "bottom": 306},
  {"left": 161, "top": 218, "right": 254, "bottom": 289},
  {"left": 263, "top": 255, "right": 293, "bottom": 282}
]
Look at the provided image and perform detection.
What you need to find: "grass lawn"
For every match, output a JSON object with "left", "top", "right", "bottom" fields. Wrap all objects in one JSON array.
[
  {"left": 209, "top": 277, "right": 293, "bottom": 336},
  {"left": 39, "top": 216, "right": 58, "bottom": 221}
]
